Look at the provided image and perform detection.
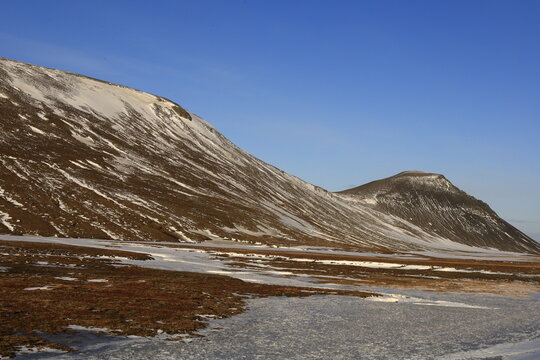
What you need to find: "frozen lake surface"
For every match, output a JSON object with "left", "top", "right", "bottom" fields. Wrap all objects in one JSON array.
[
  {"left": 3, "top": 235, "right": 539, "bottom": 359},
  {"left": 16, "top": 290, "right": 540, "bottom": 360}
]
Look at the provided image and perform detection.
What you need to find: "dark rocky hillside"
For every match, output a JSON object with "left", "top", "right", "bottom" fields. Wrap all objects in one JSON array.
[{"left": 339, "top": 171, "right": 540, "bottom": 253}]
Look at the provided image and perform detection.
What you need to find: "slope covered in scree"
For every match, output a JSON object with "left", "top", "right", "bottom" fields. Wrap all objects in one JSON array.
[
  {"left": 0, "top": 58, "right": 538, "bottom": 254},
  {"left": 338, "top": 171, "right": 540, "bottom": 253}
]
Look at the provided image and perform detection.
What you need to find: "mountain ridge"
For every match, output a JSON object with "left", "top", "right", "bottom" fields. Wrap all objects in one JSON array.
[{"left": 1, "top": 57, "right": 539, "bottom": 254}]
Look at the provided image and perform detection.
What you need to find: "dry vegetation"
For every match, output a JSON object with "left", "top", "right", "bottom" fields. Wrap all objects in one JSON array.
[
  {"left": 182, "top": 244, "right": 540, "bottom": 297},
  {"left": 0, "top": 240, "right": 374, "bottom": 358}
]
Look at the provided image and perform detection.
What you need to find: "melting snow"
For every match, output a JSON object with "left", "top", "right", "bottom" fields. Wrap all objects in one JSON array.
[
  {"left": 366, "top": 293, "right": 493, "bottom": 309},
  {"left": 69, "top": 160, "right": 90, "bottom": 169},
  {"left": 29, "top": 125, "right": 45, "bottom": 134},
  {"left": 72, "top": 133, "right": 94, "bottom": 145},
  {"left": 0, "top": 210, "right": 15, "bottom": 231},
  {"left": 16, "top": 294, "right": 540, "bottom": 360},
  {"left": 24, "top": 286, "right": 55, "bottom": 291},
  {"left": 86, "top": 160, "right": 103, "bottom": 169},
  {"left": 0, "top": 186, "right": 24, "bottom": 207}
]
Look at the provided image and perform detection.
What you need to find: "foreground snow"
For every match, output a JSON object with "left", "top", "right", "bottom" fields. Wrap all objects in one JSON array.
[
  {"left": 2, "top": 234, "right": 539, "bottom": 359},
  {"left": 13, "top": 292, "right": 540, "bottom": 360}
]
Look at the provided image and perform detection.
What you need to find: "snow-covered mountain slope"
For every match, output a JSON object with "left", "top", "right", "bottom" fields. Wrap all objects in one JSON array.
[
  {"left": 0, "top": 58, "right": 538, "bottom": 254},
  {"left": 338, "top": 171, "right": 540, "bottom": 253}
]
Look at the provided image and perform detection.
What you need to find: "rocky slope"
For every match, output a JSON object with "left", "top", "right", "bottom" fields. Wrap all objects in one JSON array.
[
  {"left": 0, "top": 57, "right": 538, "bottom": 254},
  {"left": 338, "top": 171, "right": 539, "bottom": 253}
]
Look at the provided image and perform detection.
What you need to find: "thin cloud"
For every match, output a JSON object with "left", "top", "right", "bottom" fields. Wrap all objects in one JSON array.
[
  {"left": 509, "top": 219, "right": 540, "bottom": 224},
  {"left": 0, "top": 32, "right": 108, "bottom": 74},
  {"left": 0, "top": 32, "right": 243, "bottom": 91}
]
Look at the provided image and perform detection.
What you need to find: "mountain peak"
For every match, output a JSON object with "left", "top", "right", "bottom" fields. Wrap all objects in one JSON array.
[
  {"left": 396, "top": 170, "right": 437, "bottom": 176},
  {"left": 338, "top": 172, "right": 538, "bottom": 253},
  {"left": 394, "top": 170, "right": 447, "bottom": 179},
  {"left": 342, "top": 171, "right": 455, "bottom": 196}
]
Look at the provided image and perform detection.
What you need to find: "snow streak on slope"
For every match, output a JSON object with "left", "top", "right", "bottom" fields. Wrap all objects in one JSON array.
[{"left": 0, "top": 58, "right": 538, "bottom": 254}]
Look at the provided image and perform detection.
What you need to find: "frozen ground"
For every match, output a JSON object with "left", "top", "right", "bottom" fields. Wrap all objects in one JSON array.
[
  {"left": 1, "top": 235, "right": 537, "bottom": 288},
  {"left": 3, "top": 234, "right": 540, "bottom": 359},
  {"left": 14, "top": 291, "right": 540, "bottom": 360}
]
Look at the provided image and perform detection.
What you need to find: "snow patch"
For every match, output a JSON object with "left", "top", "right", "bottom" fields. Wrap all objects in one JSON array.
[
  {"left": 29, "top": 125, "right": 45, "bottom": 134},
  {"left": 0, "top": 210, "right": 15, "bottom": 231},
  {"left": 443, "top": 336, "right": 540, "bottom": 360},
  {"left": 72, "top": 133, "right": 94, "bottom": 145},
  {"left": 0, "top": 186, "right": 24, "bottom": 207},
  {"left": 69, "top": 160, "right": 90, "bottom": 169},
  {"left": 366, "top": 293, "right": 492, "bottom": 309},
  {"left": 86, "top": 160, "right": 103, "bottom": 169},
  {"left": 24, "top": 286, "right": 55, "bottom": 291},
  {"left": 55, "top": 277, "right": 79, "bottom": 281}
]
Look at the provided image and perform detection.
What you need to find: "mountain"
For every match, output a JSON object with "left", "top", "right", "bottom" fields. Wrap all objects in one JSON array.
[
  {"left": 1, "top": 57, "right": 538, "bottom": 254},
  {"left": 338, "top": 171, "right": 539, "bottom": 253}
]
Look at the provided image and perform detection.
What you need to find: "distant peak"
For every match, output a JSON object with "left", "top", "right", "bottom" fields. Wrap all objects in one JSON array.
[
  {"left": 391, "top": 171, "right": 452, "bottom": 189},
  {"left": 338, "top": 170, "right": 454, "bottom": 197},
  {"left": 395, "top": 170, "right": 442, "bottom": 177}
]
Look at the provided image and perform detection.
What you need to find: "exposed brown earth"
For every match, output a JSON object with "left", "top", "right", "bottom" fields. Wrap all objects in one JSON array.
[{"left": 0, "top": 240, "right": 375, "bottom": 358}]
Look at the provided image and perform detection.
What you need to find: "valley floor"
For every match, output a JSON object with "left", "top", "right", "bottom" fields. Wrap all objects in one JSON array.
[
  {"left": 1, "top": 235, "right": 539, "bottom": 359},
  {"left": 19, "top": 292, "right": 540, "bottom": 360}
]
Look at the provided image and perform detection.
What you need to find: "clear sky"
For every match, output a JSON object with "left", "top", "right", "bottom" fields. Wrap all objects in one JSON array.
[{"left": 1, "top": 1, "right": 539, "bottom": 240}]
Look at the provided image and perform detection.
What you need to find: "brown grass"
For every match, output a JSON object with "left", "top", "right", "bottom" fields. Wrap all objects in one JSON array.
[
  {"left": 168, "top": 244, "right": 540, "bottom": 275},
  {"left": 188, "top": 244, "right": 540, "bottom": 297},
  {"left": 0, "top": 240, "right": 374, "bottom": 358}
]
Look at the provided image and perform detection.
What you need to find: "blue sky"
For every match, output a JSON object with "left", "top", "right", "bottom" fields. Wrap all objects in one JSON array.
[{"left": 1, "top": 1, "right": 539, "bottom": 239}]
